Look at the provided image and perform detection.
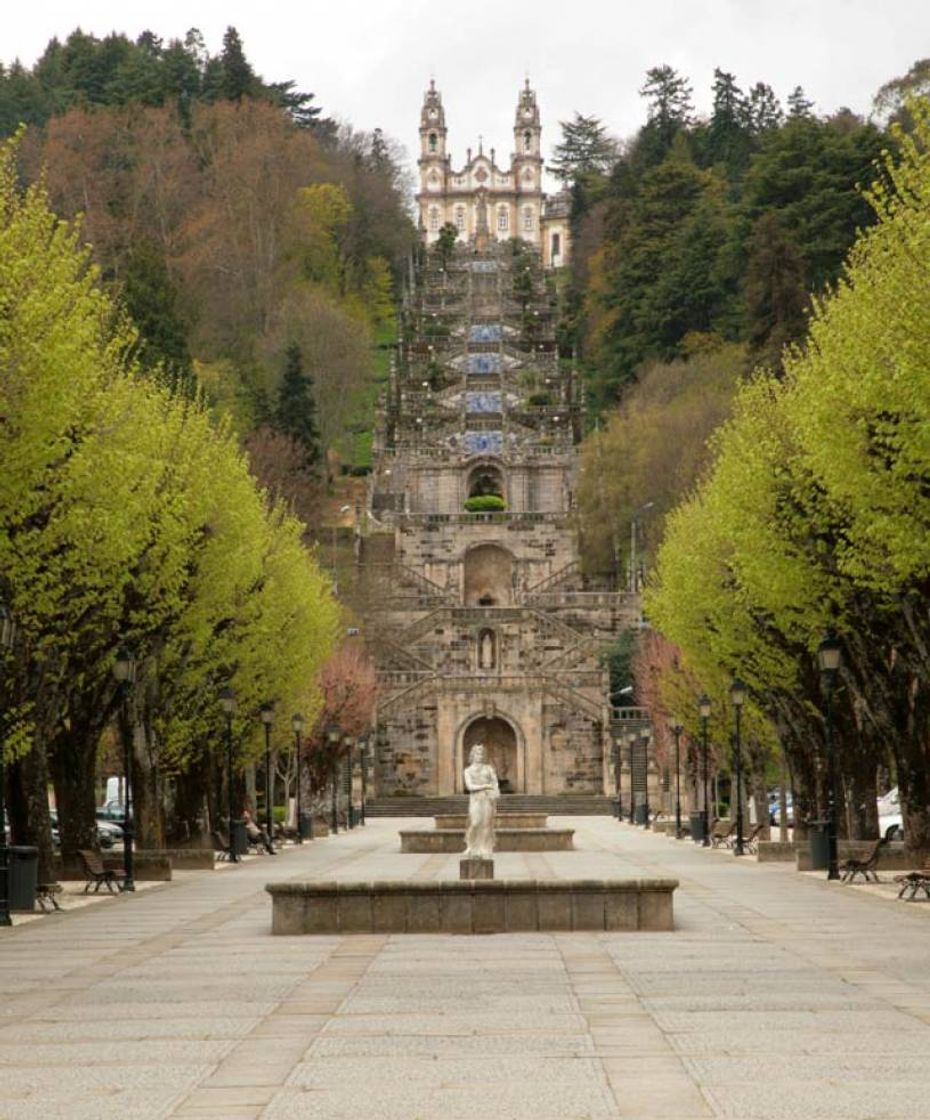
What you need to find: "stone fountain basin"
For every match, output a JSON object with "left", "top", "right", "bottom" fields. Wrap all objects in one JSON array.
[{"left": 400, "top": 827, "right": 573, "bottom": 853}]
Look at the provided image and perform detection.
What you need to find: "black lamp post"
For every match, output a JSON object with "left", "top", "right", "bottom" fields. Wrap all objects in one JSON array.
[
  {"left": 670, "top": 723, "right": 683, "bottom": 839},
  {"left": 358, "top": 737, "right": 368, "bottom": 826},
  {"left": 343, "top": 735, "right": 355, "bottom": 828},
  {"left": 112, "top": 645, "right": 137, "bottom": 891},
  {"left": 817, "top": 632, "right": 842, "bottom": 881},
  {"left": 219, "top": 686, "right": 238, "bottom": 862},
  {"left": 698, "top": 694, "right": 711, "bottom": 845},
  {"left": 626, "top": 731, "right": 637, "bottom": 822},
  {"left": 292, "top": 713, "right": 304, "bottom": 843},
  {"left": 0, "top": 601, "right": 17, "bottom": 927},
  {"left": 730, "top": 678, "right": 747, "bottom": 857},
  {"left": 260, "top": 703, "right": 275, "bottom": 852},
  {"left": 641, "top": 728, "right": 652, "bottom": 828},
  {"left": 613, "top": 736, "right": 622, "bottom": 820},
  {"left": 327, "top": 725, "right": 341, "bottom": 833}
]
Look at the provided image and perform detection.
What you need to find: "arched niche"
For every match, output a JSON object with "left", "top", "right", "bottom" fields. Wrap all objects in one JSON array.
[
  {"left": 464, "top": 543, "right": 513, "bottom": 606},
  {"left": 462, "top": 715, "right": 520, "bottom": 793},
  {"left": 477, "top": 627, "right": 497, "bottom": 671},
  {"left": 467, "top": 463, "right": 504, "bottom": 500}
]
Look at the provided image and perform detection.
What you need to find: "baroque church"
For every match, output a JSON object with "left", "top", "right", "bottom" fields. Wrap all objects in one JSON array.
[
  {"left": 416, "top": 80, "right": 571, "bottom": 270},
  {"left": 362, "top": 82, "right": 640, "bottom": 802}
]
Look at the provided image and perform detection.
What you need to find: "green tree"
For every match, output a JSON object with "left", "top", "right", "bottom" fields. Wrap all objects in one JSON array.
[
  {"left": 122, "top": 239, "right": 195, "bottom": 395},
  {"left": 275, "top": 343, "right": 321, "bottom": 467},
  {"left": 638, "top": 65, "right": 694, "bottom": 165},
  {"left": 550, "top": 112, "right": 617, "bottom": 185},
  {"left": 218, "top": 26, "right": 255, "bottom": 102}
]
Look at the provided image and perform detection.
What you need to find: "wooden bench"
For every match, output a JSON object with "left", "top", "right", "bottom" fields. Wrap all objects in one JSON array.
[
  {"left": 744, "top": 823, "right": 766, "bottom": 855},
  {"left": 212, "top": 829, "right": 232, "bottom": 861},
  {"left": 36, "top": 883, "right": 63, "bottom": 912},
  {"left": 895, "top": 858, "right": 930, "bottom": 901},
  {"left": 710, "top": 820, "right": 735, "bottom": 848},
  {"left": 77, "top": 850, "right": 126, "bottom": 894},
  {"left": 840, "top": 836, "right": 888, "bottom": 883}
]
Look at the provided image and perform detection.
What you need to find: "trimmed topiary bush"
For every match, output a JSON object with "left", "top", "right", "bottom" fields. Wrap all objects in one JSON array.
[{"left": 464, "top": 494, "right": 506, "bottom": 512}]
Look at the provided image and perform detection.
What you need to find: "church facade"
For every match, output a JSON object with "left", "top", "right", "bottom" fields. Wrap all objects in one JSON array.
[
  {"left": 360, "top": 92, "right": 642, "bottom": 801},
  {"left": 416, "top": 80, "right": 571, "bottom": 270}
]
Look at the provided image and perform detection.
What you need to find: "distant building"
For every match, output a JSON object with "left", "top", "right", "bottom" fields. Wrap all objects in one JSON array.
[{"left": 416, "top": 79, "right": 571, "bottom": 270}]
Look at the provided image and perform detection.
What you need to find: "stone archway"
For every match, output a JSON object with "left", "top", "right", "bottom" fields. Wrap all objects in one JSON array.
[
  {"left": 463, "top": 543, "right": 513, "bottom": 606},
  {"left": 463, "top": 715, "right": 519, "bottom": 793}
]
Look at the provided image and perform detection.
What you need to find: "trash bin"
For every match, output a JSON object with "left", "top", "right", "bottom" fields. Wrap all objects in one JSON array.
[
  {"left": 9, "top": 846, "right": 38, "bottom": 911},
  {"left": 299, "top": 811, "right": 312, "bottom": 840},
  {"left": 230, "top": 820, "right": 249, "bottom": 857},
  {"left": 634, "top": 803, "right": 648, "bottom": 826},
  {"left": 689, "top": 812, "right": 706, "bottom": 844},
  {"left": 808, "top": 820, "right": 830, "bottom": 870}
]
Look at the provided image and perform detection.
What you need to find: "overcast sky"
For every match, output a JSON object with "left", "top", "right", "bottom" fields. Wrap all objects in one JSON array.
[{"left": 7, "top": 0, "right": 928, "bottom": 173}]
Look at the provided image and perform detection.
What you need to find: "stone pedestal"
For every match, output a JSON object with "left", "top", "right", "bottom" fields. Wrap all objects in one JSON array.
[{"left": 460, "top": 858, "right": 494, "bottom": 880}]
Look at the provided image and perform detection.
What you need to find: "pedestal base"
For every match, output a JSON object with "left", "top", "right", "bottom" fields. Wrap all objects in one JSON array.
[{"left": 460, "top": 858, "right": 494, "bottom": 880}]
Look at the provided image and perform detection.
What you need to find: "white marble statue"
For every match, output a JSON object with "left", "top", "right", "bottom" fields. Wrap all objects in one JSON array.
[{"left": 463, "top": 743, "right": 499, "bottom": 858}]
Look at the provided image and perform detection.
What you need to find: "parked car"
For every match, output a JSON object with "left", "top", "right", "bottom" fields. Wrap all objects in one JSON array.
[
  {"left": 96, "top": 800, "right": 130, "bottom": 825},
  {"left": 878, "top": 786, "right": 903, "bottom": 840},
  {"left": 49, "top": 810, "right": 121, "bottom": 849}
]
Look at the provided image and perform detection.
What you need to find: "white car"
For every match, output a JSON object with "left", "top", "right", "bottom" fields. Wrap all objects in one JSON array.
[{"left": 878, "top": 786, "right": 903, "bottom": 839}]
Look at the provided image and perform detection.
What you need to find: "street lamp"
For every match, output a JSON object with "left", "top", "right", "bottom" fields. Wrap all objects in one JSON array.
[
  {"left": 729, "top": 678, "right": 747, "bottom": 856},
  {"left": 612, "top": 735, "right": 622, "bottom": 820},
  {"left": 0, "top": 600, "right": 17, "bottom": 927},
  {"left": 112, "top": 645, "right": 137, "bottom": 891},
  {"left": 260, "top": 703, "right": 275, "bottom": 852},
  {"left": 670, "top": 723, "right": 683, "bottom": 839},
  {"left": 358, "top": 736, "right": 369, "bottom": 826},
  {"left": 291, "top": 713, "right": 304, "bottom": 843},
  {"left": 219, "top": 686, "right": 237, "bottom": 862},
  {"left": 343, "top": 735, "right": 355, "bottom": 827},
  {"left": 629, "top": 501, "right": 655, "bottom": 592},
  {"left": 817, "top": 632, "right": 842, "bottom": 881},
  {"left": 641, "top": 728, "right": 652, "bottom": 828},
  {"left": 626, "top": 730, "right": 637, "bottom": 823},
  {"left": 698, "top": 694, "right": 712, "bottom": 845},
  {"left": 327, "top": 725, "right": 341, "bottom": 833}
]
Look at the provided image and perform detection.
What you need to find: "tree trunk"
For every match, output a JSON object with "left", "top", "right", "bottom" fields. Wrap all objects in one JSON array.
[
  {"left": 49, "top": 722, "right": 100, "bottom": 866},
  {"left": 132, "top": 722, "right": 164, "bottom": 850},
  {"left": 170, "top": 755, "right": 211, "bottom": 846},
  {"left": 9, "top": 739, "right": 56, "bottom": 885}
]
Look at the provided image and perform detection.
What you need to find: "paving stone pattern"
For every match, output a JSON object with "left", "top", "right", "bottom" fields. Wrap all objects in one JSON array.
[{"left": 0, "top": 819, "right": 929, "bottom": 1118}]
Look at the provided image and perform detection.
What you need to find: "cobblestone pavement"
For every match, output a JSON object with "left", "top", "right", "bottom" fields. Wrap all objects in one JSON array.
[{"left": 0, "top": 818, "right": 928, "bottom": 1119}]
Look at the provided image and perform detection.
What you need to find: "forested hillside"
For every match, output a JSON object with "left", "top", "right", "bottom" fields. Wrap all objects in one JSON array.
[
  {"left": 562, "top": 64, "right": 907, "bottom": 578},
  {"left": 1, "top": 28, "right": 417, "bottom": 522}
]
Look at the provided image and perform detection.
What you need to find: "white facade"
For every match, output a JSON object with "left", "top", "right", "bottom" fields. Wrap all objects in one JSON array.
[{"left": 416, "top": 79, "right": 570, "bottom": 269}]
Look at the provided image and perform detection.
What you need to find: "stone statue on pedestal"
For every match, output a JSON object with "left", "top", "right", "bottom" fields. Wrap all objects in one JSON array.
[{"left": 463, "top": 743, "right": 499, "bottom": 858}]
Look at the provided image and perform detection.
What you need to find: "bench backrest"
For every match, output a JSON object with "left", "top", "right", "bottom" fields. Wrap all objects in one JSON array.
[{"left": 78, "top": 849, "right": 105, "bottom": 875}]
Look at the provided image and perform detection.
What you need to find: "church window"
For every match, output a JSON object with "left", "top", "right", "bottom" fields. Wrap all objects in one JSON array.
[
  {"left": 497, "top": 207, "right": 509, "bottom": 231},
  {"left": 523, "top": 207, "right": 534, "bottom": 232},
  {"left": 428, "top": 207, "right": 440, "bottom": 232},
  {"left": 523, "top": 130, "right": 532, "bottom": 152},
  {"left": 455, "top": 206, "right": 466, "bottom": 231},
  {"left": 551, "top": 232, "right": 561, "bottom": 259},
  {"left": 428, "top": 132, "right": 437, "bottom": 152}
]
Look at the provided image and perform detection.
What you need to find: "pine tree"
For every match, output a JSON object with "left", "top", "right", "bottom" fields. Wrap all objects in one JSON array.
[
  {"left": 638, "top": 65, "right": 694, "bottom": 165},
  {"left": 746, "top": 82, "right": 783, "bottom": 134},
  {"left": 787, "top": 85, "right": 814, "bottom": 118},
  {"left": 275, "top": 344, "right": 321, "bottom": 467},
  {"left": 706, "top": 69, "right": 751, "bottom": 176},
  {"left": 219, "top": 26, "right": 255, "bottom": 101},
  {"left": 550, "top": 112, "right": 617, "bottom": 184}
]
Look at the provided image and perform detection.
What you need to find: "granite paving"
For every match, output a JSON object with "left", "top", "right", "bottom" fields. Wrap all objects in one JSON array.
[{"left": 0, "top": 817, "right": 929, "bottom": 1118}]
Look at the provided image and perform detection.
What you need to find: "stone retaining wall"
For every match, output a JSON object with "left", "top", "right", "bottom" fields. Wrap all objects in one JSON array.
[
  {"left": 434, "top": 813, "right": 548, "bottom": 830},
  {"left": 267, "top": 878, "right": 677, "bottom": 934},
  {"left": 399, "top": 827, "right": 574, "bottom": 853}
]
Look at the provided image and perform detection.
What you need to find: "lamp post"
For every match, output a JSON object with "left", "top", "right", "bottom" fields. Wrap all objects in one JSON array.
[
  {"left": 0, "top": 601, "right": 17, "bottom": 927},
  {"left": 343, "top": 735, "right": 355, "bottom": 828},
  {"left": 327, "top": 725, "right": 341, "bottom": 833},
  {"left": 260, "top": 704, "right": 274, "bottom": 851},
  {"left": 358, "top": 737, "right": 368, "bottom": 826},
  {"left": 112, "top": 646, "right": 137, "bottom": 891},
  {"left": 291, "top": 713, "right": 304, "bottom": 843},
  {"left": 219, "top": 686, "right": 237, "bottom": 862},
  {"left": 670, "top": 723, "right": 683, "bottom": 839},
  {"left": 698, "top": 694, "right": 712, "bottom": 846},
  {"left": 613, "top": 736, "right": 622, "bottom": 820},
  {"left": 629, "top": 501, "right": 655, "bottom": 592},
  {"left": 641, "top": 728, "right": 652, "bottom": 828},
  {"left": 626, "top": 731, "right": 637, "bottom": 823},
  {"left": 730, "top": 679, "right": 747, "bottom": 857},
  {"left": 817, "top": 632, "right": 842, "bottom": 881}
]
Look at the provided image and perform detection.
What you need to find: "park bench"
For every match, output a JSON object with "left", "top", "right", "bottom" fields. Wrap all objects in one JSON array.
[
  {"left": 744, "top": 823, "right": 766, "bottom": 854},
  {"left": 36, "top": 883, "right": 63, "bottom": 912},
  {"left": 710, "top": 820, "right": 736, "bottom": 848},
  {"left": 212, "top": 829, "right": 232, "bottom": 861},
  {"left": 77, "top": 849, "right": 126, "bottom": 894},
  {"left": 839, "top": 836, "right": 888, "bottom": 883},
  {"left": 894, "top": 858, "right": 930, "bottom": 901}
]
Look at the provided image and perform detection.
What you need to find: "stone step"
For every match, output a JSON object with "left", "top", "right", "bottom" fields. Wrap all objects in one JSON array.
[{"left": 366, "top": 795, "right": 615, "bottom": 817}]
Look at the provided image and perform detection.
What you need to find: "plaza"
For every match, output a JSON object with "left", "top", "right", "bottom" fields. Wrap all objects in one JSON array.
[{"left": 1, "top": 818, "right": 928, "bottom": 1119}]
